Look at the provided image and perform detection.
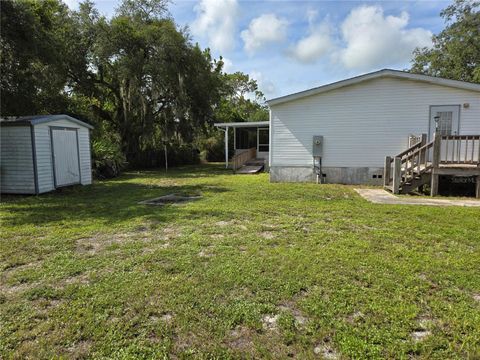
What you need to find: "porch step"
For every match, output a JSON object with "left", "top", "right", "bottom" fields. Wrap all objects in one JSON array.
[
  {"left": 400, "top": 173, "right": 431, "bottom": 194},
  {"left": 385, "top": 173, "right": 431, "bottom": 194},
  {"left": 245, "top": 158, "right": 265, "bottom": 166},
  {"left": 236, "top": 158, "right": 265, "bottom": 174}
]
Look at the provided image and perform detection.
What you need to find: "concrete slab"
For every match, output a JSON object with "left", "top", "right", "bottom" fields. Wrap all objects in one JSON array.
[{"left": 355, "top": 189, "right": 480, "bottom": 207}]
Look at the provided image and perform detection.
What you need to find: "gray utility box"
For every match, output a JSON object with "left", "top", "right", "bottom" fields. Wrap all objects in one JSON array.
[{"left": 312, "top": 136, "right": 324, "bottom": 157}]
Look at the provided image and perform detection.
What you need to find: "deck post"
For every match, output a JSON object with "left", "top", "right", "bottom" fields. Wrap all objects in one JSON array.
[
  {"left": 431, "top": 171, "right": 439, "bottom": 196},
  {"left": 432, "top": 133, "right": 441, "bottom": 167},
  {"left": 225, "top": 126, "right": 229, "bottom": 169},
  {"left": 233, "top": 127, "right": 236, "bottom": 154},
  {"left": 392, "top": 157, "right": 401, "bottom": 194},
  {"left": 419, "top": 133, "right": 427, "bottom": 163},
  {"left": 430, "top": 133, "right": 441, "bottom": 196},
  {"left": 384, "top": 156, "right": 391, "bottom": 187}
]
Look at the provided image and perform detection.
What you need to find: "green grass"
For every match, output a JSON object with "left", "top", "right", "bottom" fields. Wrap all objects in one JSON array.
[{"left": 1, "top": 164, "right": 479, "bottom": 359}]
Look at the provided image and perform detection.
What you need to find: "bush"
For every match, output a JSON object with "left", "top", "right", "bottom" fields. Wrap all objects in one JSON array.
[
  {"left": 92, "top": 138, "right": 127, "bottom": 179},
  {"left": 198, "top": 132, "right": 225, "bottom": 162}
]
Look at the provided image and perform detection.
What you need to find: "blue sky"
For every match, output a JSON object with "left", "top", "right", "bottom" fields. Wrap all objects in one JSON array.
[{"left": 65, "top": 0, "right": 449, "bottom": 99}]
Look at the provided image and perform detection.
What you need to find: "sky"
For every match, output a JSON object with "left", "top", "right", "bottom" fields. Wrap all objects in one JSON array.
[{"left": 64, "top": 0, "right": 450, "bottom": 100}]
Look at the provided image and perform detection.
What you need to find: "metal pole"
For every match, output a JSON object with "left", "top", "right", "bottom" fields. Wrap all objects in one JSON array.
[
  {"left": 233, "top": 127, "right": 236, "bottom": 154},
  {"left": 164, "top": 143, "right": 168, "bottom": 172},
  {"left": 225, "top": 127, "right": 229, "bottom": 169}
]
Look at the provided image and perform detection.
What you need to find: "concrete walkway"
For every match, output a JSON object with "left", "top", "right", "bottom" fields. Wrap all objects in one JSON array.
[{"left": 355, "top": 188, "right": 480, "bottom": 207}]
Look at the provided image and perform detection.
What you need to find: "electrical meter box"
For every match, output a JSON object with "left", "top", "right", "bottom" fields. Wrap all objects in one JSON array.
[{"left": 312, "top": 136, "right": 323, "bottom": 157}]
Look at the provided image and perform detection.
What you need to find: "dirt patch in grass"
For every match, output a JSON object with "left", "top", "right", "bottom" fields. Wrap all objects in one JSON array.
[
  {"left": 412, "top": 329, "right": 431, "bottom": 342},
  {"left": 412, "top": 316, "right": 435, "bottom": 342},
  {"left": 313, "top": 340, "right": 340, "bottom": 359},
  {"left": 1, "top": 260, "right": 42, "bottom": 275},
  {"left": 67, "top": 340, "right": 92, "bottom": 359},
  {"left": 161, "top": 226, "right": 182, "bottom": 240},
  {"left": 150, "top": 312, "right": 174, "bottom": 324},
  {"left": 198, "top": 247, "right": 215, "bottom": 258},
  {"left": 139, "top": 193, "right": 202, "bottom": 206},
  {"left": 262, "top": 314, "right": 279, "bottom": 331},
  {"left": 0, "top": 281, "right": 40, "bottom": 297},
  {"left": 278, "top": 303, "right": 308, "bottom": 327},
  {"left": 210, "top": 234, "right": 224, "bottom": 239},
  {"left": 226, "top": 326, "right": 255, "bottom": 352},
  {"left": 473, "top": 293, "right": 480, "bottom": 303},
  {"left": 346, "top": 310, "right": 365, "bottom": 324},
  {"left": 215, "top": 220, "right": 250, "bottom": 229},
  {"left": 63, "top": 273, "right": 91, "bottom": 286},
  {"left": 174, "top": 332, "right": 200, "bottom": 354},
  {"left": 75, "top": 227, "right": 177, "bottom": 255},
  {"left": 75, "top": 235, "right": 110, "bottom": 255},
  {"left": 260, "top": 231, "right": 276, "bottom": 240}
]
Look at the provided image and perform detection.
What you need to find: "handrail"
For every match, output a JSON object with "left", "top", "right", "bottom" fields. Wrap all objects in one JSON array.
[
  {"left": 400, "top": 141, "right": 433, "bottom": 164},
  {"left": 232, "top": 147, "right": 256, "bottom": 172},
  {"left": 395, "top": 140, "right": 423, "bottom": 159},
  {"left": 385, "top": 134, "right": 480, "bottom": 194},
  {"left": 384, "top": 133, "right": 427, "bottom": 188}
]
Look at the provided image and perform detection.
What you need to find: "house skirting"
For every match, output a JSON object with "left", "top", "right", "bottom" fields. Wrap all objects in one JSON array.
[{"left": 269, "top": 166, "right": 385, "bottom": 185}]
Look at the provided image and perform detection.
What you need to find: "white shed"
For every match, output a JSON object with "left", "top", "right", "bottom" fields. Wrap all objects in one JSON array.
[{"left": 1, "top": 115, "right": 93, "bottom": 194}]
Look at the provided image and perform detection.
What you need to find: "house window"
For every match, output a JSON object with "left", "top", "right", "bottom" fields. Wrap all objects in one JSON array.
[{"left": 436, "top": 111, "right": 453, "bottom": 135}]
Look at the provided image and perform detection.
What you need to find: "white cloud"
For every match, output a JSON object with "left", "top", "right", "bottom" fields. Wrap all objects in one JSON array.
[
  {"left": 251, "top": 71, "right": 276, "bottom": 96},
  {"left": 191, "top": 0, "right": 239, "bottom": 53},
  {"left": 241, "top": 14, "right": 288, "bottom": 54},
  {"left": 221, "top": 57, "right": 233, "bottom": 73},
  {"left": 339, "top": 5, "right": 432, "bottom": 70},
  {"left": 63, "top": 0, "right": 80, "bottom": 9},
  {"left": 289, "top": 12, "right": 333, "bottom": 64}
]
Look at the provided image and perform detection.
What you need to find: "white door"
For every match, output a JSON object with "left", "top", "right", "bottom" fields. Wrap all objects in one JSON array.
[
  {"left": 257, "top": 128, "right": 269, "bottom": 161},
  {"left": 429, "top": 105, "right": 460, "bottom": 140},
  {"left": 51, "top": 128, "right": 80, "bottom": 187}
]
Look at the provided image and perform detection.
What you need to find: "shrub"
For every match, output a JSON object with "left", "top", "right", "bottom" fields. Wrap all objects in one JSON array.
[{"left": 92, "top": 138, "right": 127, "bottom": 179}]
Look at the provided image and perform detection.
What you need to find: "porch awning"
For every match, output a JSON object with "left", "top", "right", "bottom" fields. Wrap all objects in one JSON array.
[
  {"left": 214, "top": 121, "right": 269, "bottom": 128},
  {"left": 214, "top": 121, "right": 270, "bottom": 169}
]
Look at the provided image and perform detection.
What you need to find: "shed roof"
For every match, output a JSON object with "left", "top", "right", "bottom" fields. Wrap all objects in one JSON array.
[
  {"left": 267, "top": 69, "right": 480, "bottom": 106},
  {"left": 0, "top": 114, "right": 94, "bottom": 129},
  {"left": 214, "top": 121, "right": 269, "bottom": 128}
]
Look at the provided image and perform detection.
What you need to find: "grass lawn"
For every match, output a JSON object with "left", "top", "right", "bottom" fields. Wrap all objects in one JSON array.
[{"left": 1, "top": 164, "right": 479, "bottom": 359}]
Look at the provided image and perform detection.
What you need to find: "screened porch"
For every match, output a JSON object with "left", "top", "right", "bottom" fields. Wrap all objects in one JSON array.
[{"left": 214, "top": 121, "right": 269, "bottom": 171}]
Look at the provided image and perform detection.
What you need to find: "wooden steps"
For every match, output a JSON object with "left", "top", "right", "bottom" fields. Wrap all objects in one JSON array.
[
  {"left": 399, "top": 173, "right": 431, "bottom": 194},
  {"left": 384, "top": 133, "right": 480, "bottom": 197}
]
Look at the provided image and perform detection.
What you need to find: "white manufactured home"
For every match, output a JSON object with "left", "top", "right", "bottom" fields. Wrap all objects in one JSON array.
[
  {"left": 1, "top": 115, "right": 93, "bottom": 194},
  {"left": 216, "top": 69, "right": 480, "bottom": 196},
  {"left": 267, "top": 69, "right": 480, "bottom": 190}
]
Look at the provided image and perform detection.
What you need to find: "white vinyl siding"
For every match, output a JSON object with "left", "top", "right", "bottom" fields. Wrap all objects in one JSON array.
[
  {"left": 1, "top": 116, "right": 92, "bottom": 195},
  {"left": 78, "top": 129, "right": 92, "bottom": 185},
  {"left": 34, "top": 118, "right": 92, "bottom": 190},
  {"left": 270, "top": 77, "right": 480, "bottom": 168},
  {"left": 33, "top": 125, "right": 55, "bottom": 193},
  {"left": 0, "top": 126, "right": 35, "bottom": 194}
]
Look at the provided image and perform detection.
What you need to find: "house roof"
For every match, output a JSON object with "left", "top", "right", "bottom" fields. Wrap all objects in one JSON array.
[
  {"left": 267, "top": 69, "right": 480, "bottom": 106},
  {"left": 214, "top": 121, "right": 269, "bottom": 128},
  {"left": 0, "top": 114, "right": 94, "bottom": 129}
]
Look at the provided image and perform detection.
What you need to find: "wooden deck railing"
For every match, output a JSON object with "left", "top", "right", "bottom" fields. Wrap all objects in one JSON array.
[
  {"left": 439, "top": 135, "right": 480, "bottom": 164},
  {"left": 384, "top": 134, "right": 428, "bottom": 189},
  {"left": 232, "top": 147, "right": 256, "bottom": 172},
  {"left": 384, "top": 134, "right": 480, "bottom": 194}
]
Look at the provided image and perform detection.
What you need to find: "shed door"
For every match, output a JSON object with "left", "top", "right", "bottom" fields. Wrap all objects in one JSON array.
[{"left": 51, "top": 128, "right": 80, "bottom": 187}]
